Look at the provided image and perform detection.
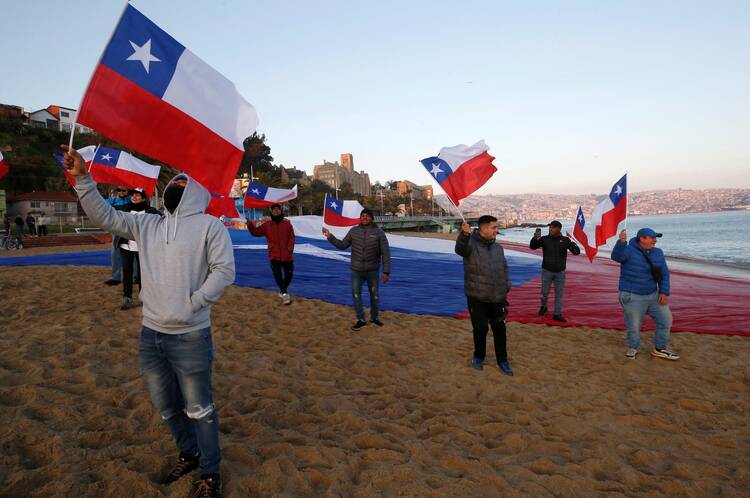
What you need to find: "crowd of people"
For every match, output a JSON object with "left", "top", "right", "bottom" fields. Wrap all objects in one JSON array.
[
  {"left": 3, "top": 212, "right": 50, "bottom": 240},
  {"left": 61, "top": 145, "right": 679, "bottom": 498}
]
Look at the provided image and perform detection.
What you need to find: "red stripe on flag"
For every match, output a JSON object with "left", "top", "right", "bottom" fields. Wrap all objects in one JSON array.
[
  {"left": 78, "top": 65, "right": 243, "bottom": 195},
  {"left": 89, "top": 164, "right": 157, "bottom": 196},
  {"left": 570, "top": 227, "right": 598, "bottom": 262},
  {"left": 206, "top": 197, "right": 239, "bottom": 219},
  {"left": 324, "top": 209, "right": 360, "bottom": 227},
  {"left": 441, "top": 151, "right": 497, "bottom": 206},
  {"left": 244, "top": 197, "right": 279, "bottom": 208},
  {"left": 0, "top": 159, "right": 8, "bottom": 180},
  {"left": 595, "top": 197, "right": 627, "bottom": 246}
]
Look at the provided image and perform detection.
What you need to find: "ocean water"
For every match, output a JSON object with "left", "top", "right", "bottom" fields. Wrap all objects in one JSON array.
[{"left": 499, "top": 210, "right": 750, "bottom": 267}]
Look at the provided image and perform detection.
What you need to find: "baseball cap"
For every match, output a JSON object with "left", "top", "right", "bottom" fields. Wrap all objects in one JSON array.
[
  {"left": 547, "top": 220, "right": 562, "bottom": 228},
  {"left": 636, "top": 228, "right": 662, "bottom": 238}
]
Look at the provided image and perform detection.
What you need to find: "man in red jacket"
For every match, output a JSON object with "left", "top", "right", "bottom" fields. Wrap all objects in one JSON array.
[{"left": 247, "top": 204, "right": 296, "bottom": 304}]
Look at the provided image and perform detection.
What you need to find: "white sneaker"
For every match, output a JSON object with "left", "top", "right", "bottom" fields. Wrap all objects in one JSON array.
[
  {"left": 625, "top": 348, "right": 638, "bottom": 359},
  {"left": 651, "top": 348, "right": 680, "bottom": 361},
  {"left": 282, "top": 293, "right": 292, "bottom": 305},
  {"left": 278, "top": 292, "right": 284, "bottom": 300}
]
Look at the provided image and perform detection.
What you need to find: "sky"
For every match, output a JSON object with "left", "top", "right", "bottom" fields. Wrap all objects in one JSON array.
[{"left": 2, "top": 0, "right": 748, "bottom": 195}]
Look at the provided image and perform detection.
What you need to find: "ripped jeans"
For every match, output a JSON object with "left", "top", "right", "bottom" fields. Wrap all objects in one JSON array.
[
  {"left": 352, "top": 270, "right": 379, "bottom": 321},
  {"left": 139, "top": 326, "right": 220, "bottom": 475}
]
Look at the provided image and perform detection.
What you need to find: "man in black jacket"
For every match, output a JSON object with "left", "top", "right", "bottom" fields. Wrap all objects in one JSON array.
[
  {"left": 323, "top": 208, "right": 391, "bottom": 331},
  {"left": 455, "top": 215, "right": 513, "bottom": 376},
  {"left": 529, "top": 220, "right": 580, "bottom": 322}
]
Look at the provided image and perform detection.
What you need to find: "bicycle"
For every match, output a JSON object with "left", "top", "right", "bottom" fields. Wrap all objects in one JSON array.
[{"left": 0, "top": 230, "right": 22, "bottom": 250}]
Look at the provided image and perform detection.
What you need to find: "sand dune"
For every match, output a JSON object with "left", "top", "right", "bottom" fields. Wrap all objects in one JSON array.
[{"left": 0, "top": 263, "right": 748, "bottom": 497}]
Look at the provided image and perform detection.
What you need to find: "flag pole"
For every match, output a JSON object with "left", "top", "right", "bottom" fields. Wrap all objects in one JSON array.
[
  {"left": 623, "top": 171, "right": 629, "bottom": 232},
  {"left": 419, "top": 161, "right": 466, "bottom": 224}
]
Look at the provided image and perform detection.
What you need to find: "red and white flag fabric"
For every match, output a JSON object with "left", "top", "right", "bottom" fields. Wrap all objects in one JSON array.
[
  {"left": 323, "top": 193, "right": 364, "bottom": 226},
  {"left": 420, "top": 140, "right": 497, "bottom": 206},
  {"left": 569, "top": 207, "right": 598, "bottom": 262},
  {"left": 77, "top": 4, "right": 258, "bottom": 195},
  {"left": 0, "top": 152, "right": 9, "bottom": 180},
  {"left": 206, "top": 193, "right": 240, "bottom": 220},
  {"left": 54, "top": 146, "right": 97, "bottom": 187},
  {"left": 570, "top": 174, "right": 628, "bottom": 262},
  {"left": 243, "top": 181, "right": 298, "bottom": 208},
  {"left": 88, "top": 146, "right": 161, "bottom": 196}
]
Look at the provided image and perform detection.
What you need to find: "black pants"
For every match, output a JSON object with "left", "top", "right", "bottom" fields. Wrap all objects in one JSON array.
[
  {"left": 38, "top": 225, "right": 48, "bottom": 236},
  {"left": 270, "top": 260, "right": 293, "bottom": 293},
  {"left": 27, "top": 224, "right": 36, "bottom": 236},
  {"left": 120, "top": 248, "right": 140, "bottom": 298},
  {"left": 467, "top": 296, "right": 508, "bottom": 364}
]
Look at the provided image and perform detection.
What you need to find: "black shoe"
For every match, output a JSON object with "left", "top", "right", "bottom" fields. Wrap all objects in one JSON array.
[
  {"left": 552, "top": 314, "right": 567, "bottom": 322},
  {"left": 370, "top": 319, "right": 384, "bottom": 327},
  {"left": 351, "top": 320, "right": 368, "bottom": 331},
  {"left": 104, "top": 279, "right": 121, "bottom": 286},
  {"left": 162, "top": 452, "right": 200, "bottom": 484},
  {"left": 538, "top": 306, "right": 547, "bottom": 316},
  {"left": 189, "top": 474, "right": 221, "bottom": 498}
]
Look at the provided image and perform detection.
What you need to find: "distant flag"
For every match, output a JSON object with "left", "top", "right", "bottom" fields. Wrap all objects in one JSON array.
[
  {"left": 243, "top": 181, "right": 298, "bottom": 208},
  {"left": 89, "top": 146, "right": 160, "bottom": 196},
  {"left": 76, "top": 4, "right": 258, "bottom": 195},
  {"left": 206, "top": 193, "right": 240, "bottom": 220},
  {"left": 420, "top": 140, "right": 497, "bottom": 206},
  {"left": 54, "top": 146, "right": 97, "bottom": 187},
  {"left": 569, "top": 207, "right": 598, "bottom": 262},
  {"left": 0, "top": 152, "right": 8, "bottom": 180},
  {"left": 323, "top": 193, "right": 364, "bottom": 227}
]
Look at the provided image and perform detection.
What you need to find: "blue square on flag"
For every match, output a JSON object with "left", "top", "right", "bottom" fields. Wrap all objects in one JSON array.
[
  {"left": 94, "top": 146, "right": 122, "bottom": 167},
  {"left": 420, "top": 157, "right": 454, "bottom": 185},
  {"left": 101, "top": 4, "right": 185, "bottom": 98},
  {"left": 246, "top": 182, "right": 269, "bottom": 200},
  {"left": 609, "top": 175, "right": 627, "bottom": 204}
]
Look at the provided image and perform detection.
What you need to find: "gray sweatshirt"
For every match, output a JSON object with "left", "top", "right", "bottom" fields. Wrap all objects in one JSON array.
[{"left": 74, "top": 173, "right": 235, "bottom": 334}]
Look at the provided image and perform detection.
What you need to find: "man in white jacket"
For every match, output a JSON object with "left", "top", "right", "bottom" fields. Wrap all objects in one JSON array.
[{"left": 61, "top": 145, "right": 234, "bottom": 497}]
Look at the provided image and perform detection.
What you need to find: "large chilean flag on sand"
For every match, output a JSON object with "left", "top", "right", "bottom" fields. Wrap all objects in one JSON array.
[
  {"left": 244, "top": 181, "right": 298, "bottom": 208},
  {"left": 323, "top": 193, "right": 364, "bottom": 227},
  {"left": 89, "top": 146, "right": 160, "bottom": 196},
  {"left": 77, "top": 4, "right": 258, "bottom": 196},
  {"left": 421, "top": 140, "right": 497, "bottom": 206}
]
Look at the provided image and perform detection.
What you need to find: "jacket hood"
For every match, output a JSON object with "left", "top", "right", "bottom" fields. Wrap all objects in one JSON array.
[{"left": 167, "top": 174, "right": 210, "bottom": 217}]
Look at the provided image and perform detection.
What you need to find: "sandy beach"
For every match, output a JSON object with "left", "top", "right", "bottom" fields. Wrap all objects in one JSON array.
[{"left": 0, "top": 252, "right": 748, "bottom": 498}]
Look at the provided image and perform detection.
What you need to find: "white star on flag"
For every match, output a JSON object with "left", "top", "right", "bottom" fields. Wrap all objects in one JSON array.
[
  {"left": 614, "top": 185, "right": 623, "bottom": 196},
  {"left": 329, "top": 201, "right": 338, "bottom": 209},
  {"left": 429, "top": 162, "right": 443, "bottom": 177},
  {"left": 100, "top": 153, "right": 113, "bottom": 162},
  {"left": 251, "top": 188, "right": 260, "bottom": 195},
  {"left": 578, "top": 215, "right": 584, "bottom": 223},
  {"left": 127, "top": 39, "right": 161, "bottom": 73}
]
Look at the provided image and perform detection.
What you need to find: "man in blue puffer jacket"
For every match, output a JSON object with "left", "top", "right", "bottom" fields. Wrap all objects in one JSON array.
[{"left": 611, "top": 228, "right": 679, "bottom": 361}]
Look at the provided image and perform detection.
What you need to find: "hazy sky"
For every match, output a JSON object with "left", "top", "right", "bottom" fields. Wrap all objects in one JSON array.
[{"left": 2, "top": 0, "right": 748, "bottom": 194}]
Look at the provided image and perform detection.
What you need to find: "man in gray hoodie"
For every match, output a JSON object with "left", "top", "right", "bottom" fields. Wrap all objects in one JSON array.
[
  {"left": 322, "top": 208, "right": 391, "bottom": 331},
  {"left": 61, "top": 145, "right": 234, "bottom": 497},
  {"left": 455, "top": 215, "right": 513, "bottom": 376}
]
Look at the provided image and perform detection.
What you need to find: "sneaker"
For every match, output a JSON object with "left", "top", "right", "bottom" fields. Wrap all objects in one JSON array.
[
  {"left": 104, "top": 279, "right": 120, "bottom": 286},
  {"left": 499, "top": 361, "right": 514, "bottom": 376},
  {"left": 537, "top": 305, "right": 547, "bottom": 316},
  {"left": 370, "top": 318, "right": 384, "bottom": 327},
  {"left": 651, "top": 348, "right": 680, "bottom": 361},
  {"left": 162, "top": 452, "right": 200, "bottom": 484},
  {"left": 552, "top": 314, "right": 567, "bottom": 322},
  {"left": 351, "top": 320, "right": 368, "bottom": 331},
  {"left": 282, "top": 293, "right": 292, "bottom": 305},
  {"left": 120, "top": 297, "right": 134, "bottom": 310},
  {"left": 188, "top": 474, "right": 221, "bottom": 498},
  {"left": 625, "top": 348, "right": 638, "bottom": 359},
  {"left": 278, "top": 291, "right": 284, "bottom": 300},
  {"left": 471, "top": 358, "right": 484, "bottom": 370}
]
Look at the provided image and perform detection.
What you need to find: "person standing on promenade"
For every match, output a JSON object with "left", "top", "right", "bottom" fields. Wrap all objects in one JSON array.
[{"left": 246, "top": 203, "right": 295, "bottom": 305}]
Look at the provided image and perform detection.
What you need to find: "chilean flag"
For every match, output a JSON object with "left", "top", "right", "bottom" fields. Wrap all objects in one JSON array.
[
  {"left": 323, "top": 193, "right": 364, "bottom": 227},
  {"left": 54, "top": 146, "right": 97, "bottom": 187},
  {"left": 89, "top": 146, "right": 160, "bottom": 196},
  {"left": 0, "top": 152, "right": 9, "bottom": 180},
  {"left": 420, "top": 140, "right": 497, "bottom": 206},
  {"left": 570, "top": 207, "right": 598, "bottom": 262},
  {"left": 590, "top": 174, "right": 627, "bottom": 246},
  {"left": 77, "top": 4, "right": 258, "bottom": 196},
  {"left": 206, "top": 193, "right": 240, "bottom": 220},
  {"left": 243, "top": 181, "right": 298, "bottom": 208}
]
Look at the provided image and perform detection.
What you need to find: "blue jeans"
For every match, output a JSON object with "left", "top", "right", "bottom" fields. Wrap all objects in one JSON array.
[
  {"left": 352, "top": 270, "right": 379, "bottom": 321},
  {"left": 111, "top": 238, "right": 122, "bottom": 281},
  {"left": 541, "top": 269, "right": 566, "bottom": 315},
  {"left": 619, "top": 291, "right": 672, "bottom": 350},
  {"left": 139, "top": 326, "right": 221, "bottom": 475}
]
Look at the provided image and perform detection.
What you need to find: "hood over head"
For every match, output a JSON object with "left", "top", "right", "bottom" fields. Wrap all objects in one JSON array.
[{"left": 165, "top": 174, "right": 210, "bottom": 217}]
